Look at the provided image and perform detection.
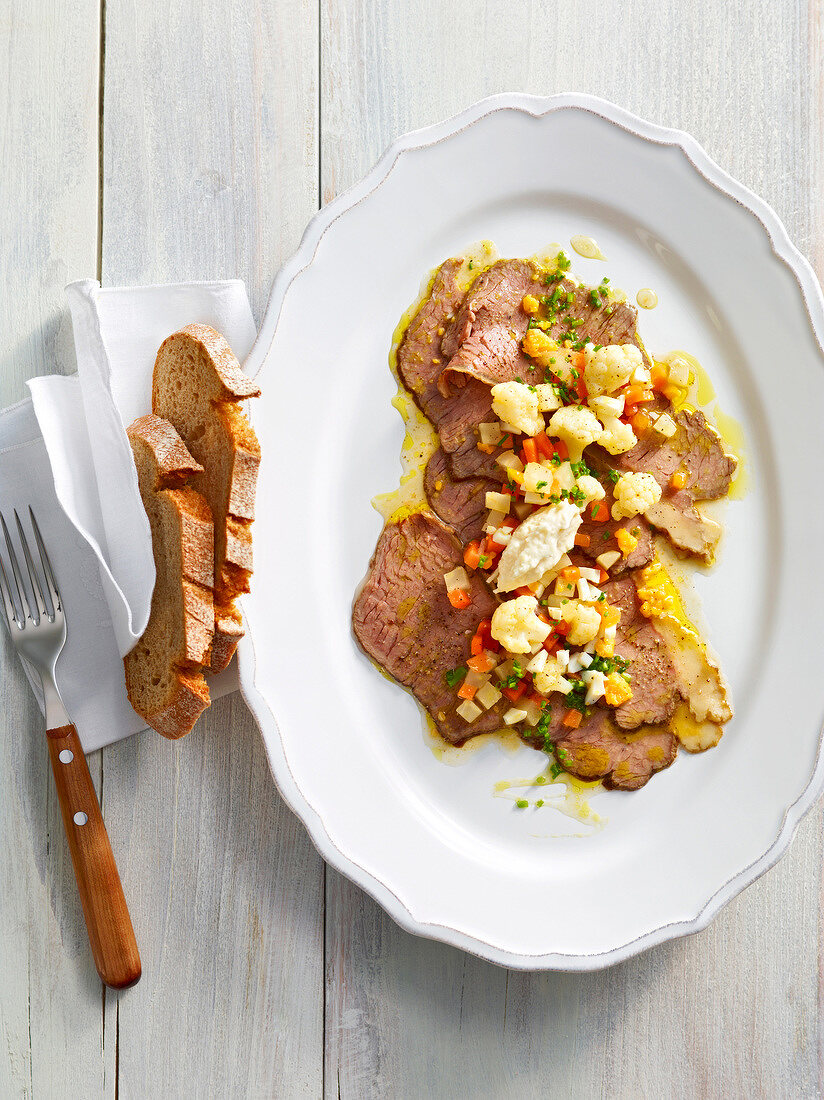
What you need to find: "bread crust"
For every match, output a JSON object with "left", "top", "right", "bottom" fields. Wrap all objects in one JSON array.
[{"left": 152, "top": 326, "right": 261, "bottom": 672}]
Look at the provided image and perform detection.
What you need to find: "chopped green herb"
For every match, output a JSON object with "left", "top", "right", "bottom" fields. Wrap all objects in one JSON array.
[
  {"left": 570, "top": 460, "right": 592, "bottom": 478},
  {"left": 549, "top": 762, "right": 563, "bottom": 780},
  {"left": 445, "top": 666, "right": 466, "bottom": 688},
  {"left": 535, "top": 799, "right": 545, "bottom": 808},
  {"left": 516, "top": 799, "right": 529, "bottom": 809}
]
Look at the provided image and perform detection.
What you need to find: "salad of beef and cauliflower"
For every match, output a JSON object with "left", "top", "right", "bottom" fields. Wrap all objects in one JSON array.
[{"left": 353, "top": 248, "right": 737, "bottom": 792}]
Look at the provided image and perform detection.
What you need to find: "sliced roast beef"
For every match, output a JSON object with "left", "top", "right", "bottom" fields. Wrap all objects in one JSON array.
[
  {"left": 353, "top": 512, "right": 503, "bottom": 745},
  {"left": 545, "top": 280, "right": 640, "bottom": 351},
  {"left": 618, "top": 410, "right": 736, "bottom": 562},
  {"left": 396, "top": 258, "right": 499, "bottom": 471},
  {"left": 604, "top": 573, "right": 681, "bottom": 729},
  {"left": 424, "top": 448, "right": 497, "bottom": 544},
  {"left": 439, "top": 259, "right": 544, "bottom": 393},
  {"left": 522, "top": 707, "right": 677, "bottom": 791},
  {"left": 575, "top": 486, "right": 654, "bottom": 575}
]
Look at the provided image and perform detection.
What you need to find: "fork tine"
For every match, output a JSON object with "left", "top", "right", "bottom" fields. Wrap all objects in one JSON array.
[
  {"left": 0, "top": 550, "right": 23, "bottom": 630},
  {"left": 15, "top": 509, "right": 51, "bottom": 622},
  {"left": 29, "top": 508, "right": 61, "bottom": 613},
  {"left": 0, "top": 512, "right": 27, "bottom": 626}
]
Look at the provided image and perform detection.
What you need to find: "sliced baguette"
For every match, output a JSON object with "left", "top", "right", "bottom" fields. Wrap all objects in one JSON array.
[
  {"left": 152, "top": 324, "right": 261, "bottom": 672},
  {"left": 124, "top": 414, "right": 214, "bottom": 739}
]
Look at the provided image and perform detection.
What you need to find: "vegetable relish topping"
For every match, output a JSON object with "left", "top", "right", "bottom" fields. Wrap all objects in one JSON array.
[{"left": 441, "top": 250, "right": 693, "bottom": 775}]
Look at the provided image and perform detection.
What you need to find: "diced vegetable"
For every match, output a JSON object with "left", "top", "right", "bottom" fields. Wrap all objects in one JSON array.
[
  {"left": 467, "top": 650, "right": 497, "bottom": 674},
  {"left": 521, "top": 438, "right": 539, "bottom": 465},
  {"left": 497, "top": 450, "right": 524, "bottom": 473},
  {"left": 457, "top": 699, "right": 482, "bottom": 723},
  {"left": 464, "top": 539, "right": 483, "bottom": 571},
  {"left": 522, "top": 294, "right": 539, "bottom": 314},
  {"left": 485, "top": 491, "right": 511, "bottom": 513},
  {"left": 479, "top": 421, "right": 506, "bottom": 445},
  {"left": 574, "top": 532, "right": 591, "bottom": 548},
  {"left": 502, "top": 681, "right": 527, "bottom": 702},
  {"left": 589, "top": 501, "right": 610, "bottom": 522},
  {"left": 623, "top": 384, "right": 654, "bottom": 407},
  {"left": 476, "top": 681, "right": 503, "bottom": 709},
  {"left": 578, "top": 567, "right": 601, "bottom": 582},
  {"left": 670, "top": 470, "right": 688, "bottom": 490},
  {"left": 444, "top": 566, "right": 470, "bottom": 593},
  {"left": 615, "top": 527, "right": 638, "bottom": 556},
  {"left": 448, "top": 589, "right": 471, "bottom": 610},
  {"left": 562, "top": 708, "right": 582, "bottom": 729},
  {"left": 631, "top": 410, "right": 651, "bottom": 435},
  {"left": 596, "top": 550, "right": 621, "bottom": 570},
  {"left": 464, "top": 668, "right": 490, "bottom": 691},
  {"left": 457, "top": 680, "right": 477, "bottom": 700},
  {"left": 503, "top": 707, "right": 528, "bottom": 726},
  {"left": 652, "top": 412, "right": 677, "bottom": 439},
  {"left": 667, "top": 357, "right": 690, "bottom": 387}
]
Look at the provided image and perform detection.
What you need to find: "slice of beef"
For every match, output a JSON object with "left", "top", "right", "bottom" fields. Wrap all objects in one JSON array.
[
  {"left": 353, "top": 511, "right": 504, "bottom": 745},
  {"left": 604, "top": 573, "right": 681, "bottom": 729},
  {"left": 396, "top": 258, "right": 500, "bottom": 470},
  {"left": 439, "top": 259, "right": 544, "bottom": 393},
  {"left": 545, "top": 280, "right": 640, "bottom": 350},
  {"left": 617, "top": 410, "right": 736, "bottom": 562},
  {"left": 522, "top": 708, "right": 677, "bottom": 792},
  {"left": 575, "top": 484, "right": 654, "bottom": 575},
  {"left": 424, "top": 448, "right": 497, "bottom": 544}
]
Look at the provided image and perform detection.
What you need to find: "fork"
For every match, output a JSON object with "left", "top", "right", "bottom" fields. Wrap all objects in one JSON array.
[{"left": 0, "top": 507, "right": 141, "bottom": 988}]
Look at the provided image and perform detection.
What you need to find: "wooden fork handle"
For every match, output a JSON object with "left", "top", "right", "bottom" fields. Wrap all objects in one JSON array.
[{"left": 46, "top": 724, "right": 141, "bottom": 988}]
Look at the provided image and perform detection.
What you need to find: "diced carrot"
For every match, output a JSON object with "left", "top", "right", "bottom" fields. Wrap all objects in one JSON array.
[
  {"left": 470, "top": 632, "right": 484, "bottom": 657},
  {"left": 631, "top": 410, "right": 651, "bottom": 435},
  {"left": 534, "top": 431, "right": 554, "bottom": 460},
  {"left": 522, "top": 438, "right": 539, "bottom": 464},
  {"left": 650, "top": 363, "right": 669, "bottom": 390},
  {"left": 483, "top": 535, "right": 502, "bottom": 557},
  {"left": 560, "top": 566, "right": 580, "bottom": 583},
  {"left": 498, "top": 433, "right": 514, "bottom": 450},
  {"left": 502, "top": 681, "right": 527, "bottom": 703},
  {"left": 554, "top": 619, "right": 570, "bottom": 637},
  {"left": 463, "top": 539, "right": 483, "bottom": 570},
  {"left": 554, "top": 439, "right": 569, "bottom": 460},
  {"left": 574, "top": 532, "right": 591, "bottom": 548},
  {"left": 623, "top": 384, "right": 654, "bottom": 407},
  {"left": 597, "top": 567, "right": 610, "bottom": 585},
  {"left": 670, "top": 470, "right": 688, "bottom": 491},
  {"left": 562, "top": 708, "right": 582, "bottom": 729},
  {"left": 467, "top": 651, "right": 496, "bottom": 673},
  {"left": 526, "top": 690, "right": 545, "bottom": 707},
  {"left": 514, "top": 585, "right": 534, "bottom": 598},
  {"left": 477, "top": 443, "right": 496, "bottom": 454},
  {"left": 543, "top": 633, "right": 560, "bottom": 654},
  {"left": 662, "top": 384, "right": 682, "bottom": 403},
  {"left": 590, "top": 501, "right": 609, "bottom": 523},
  {"left": 501, "top": 514, "right": 519, "bottom": 530},
  {"left": 448, "top": 589, "right": 471, "bottom": 610},
  {"left": 457, "top": 680, "right": 477, "bottom": 700},
  {"left": 575, "top": 373, "right": 588, "bottom": 403}
]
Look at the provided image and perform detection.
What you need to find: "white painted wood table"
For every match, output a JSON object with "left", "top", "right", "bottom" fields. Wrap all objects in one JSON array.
[{"left": 1, "top": 1, "right": 822, "bottom": 1096}]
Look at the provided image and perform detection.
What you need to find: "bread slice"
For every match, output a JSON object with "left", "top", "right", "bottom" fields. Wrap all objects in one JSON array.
[
  {"left": 124, "top": 414, "right": 215, "bottom": 739},
  {"left": 152, "top": 324, "right": 261, "bottom": 672}
]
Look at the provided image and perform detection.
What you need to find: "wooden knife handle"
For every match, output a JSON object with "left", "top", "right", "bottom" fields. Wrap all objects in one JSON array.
[{"left": 46, "top": 724, "right": 141, "bottom": 989}]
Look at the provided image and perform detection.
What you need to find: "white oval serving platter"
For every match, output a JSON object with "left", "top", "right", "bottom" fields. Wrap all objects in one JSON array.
[{"left": 238, "top": 93, "right": 824, "bottom": 970}]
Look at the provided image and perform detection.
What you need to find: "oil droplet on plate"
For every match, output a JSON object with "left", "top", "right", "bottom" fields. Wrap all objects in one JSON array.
[
  {"left": 636, "top": 288, "right": 658, "bottom": 309},
  {"left": 570, "top": 235, "right": 607, "bottom": 261}
]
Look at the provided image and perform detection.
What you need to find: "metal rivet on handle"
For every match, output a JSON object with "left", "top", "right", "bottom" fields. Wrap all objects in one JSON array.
[
  {"left": 73, "top": 811, "right": 88, "bottom": 826},
  {"left": 59, "top": 749, "right": 73, "bottom": 763}
]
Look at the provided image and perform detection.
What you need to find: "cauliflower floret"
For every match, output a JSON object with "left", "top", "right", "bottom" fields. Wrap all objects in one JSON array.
[
  {"left": 491, "top": 381, "right": 544, "bottom": 437},
  {"left": 611, "top": 471, "right": 662, "bottom": 521},
  {"left": 599, "top": 418, "right": 637, "bottom": 456},
  {"left": 584, "top": 344, "right": 643, "bottom": 397},
  {"left": 547, "top": 406, "right": 602, "bottom": 462},
  {"left": 564, "top": 602, "right": 602, "bottom": 646},
  {"left": 490, "top": 595, "right": 552, "bottom": 654},
  {"left": 589, "top": 393, "right": 637, "bottom": 455},
  {"left": 531, "top": 653, "right": 573, "bottom": 697},
  {"left": 575, "top": 475, "right": 605, "bottom": 506}
]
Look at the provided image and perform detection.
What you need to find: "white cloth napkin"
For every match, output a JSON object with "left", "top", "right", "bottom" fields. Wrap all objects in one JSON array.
[{"left": 0, "top": 281, "right": 257, "bottom": 752}]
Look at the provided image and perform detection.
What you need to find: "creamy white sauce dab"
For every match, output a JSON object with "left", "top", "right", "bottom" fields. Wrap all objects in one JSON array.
[
  {"left": 570, "top": 235, "right": 607, "bottom": 261},
  {"left": 636, "top": 287, "right": 658, "bottom": 309}
]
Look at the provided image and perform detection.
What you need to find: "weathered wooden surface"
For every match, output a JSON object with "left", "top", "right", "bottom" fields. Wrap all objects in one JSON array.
[{"left": 1, "top": 0, "right": 823, "bottom": 1096}]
